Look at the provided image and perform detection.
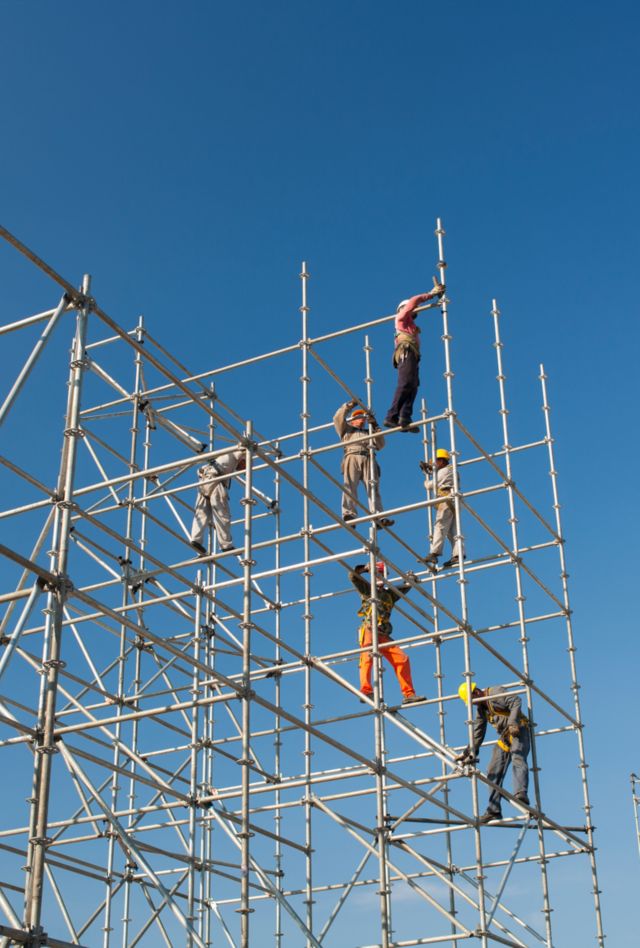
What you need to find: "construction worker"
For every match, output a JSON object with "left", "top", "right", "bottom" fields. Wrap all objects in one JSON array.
[
  {"left": 420, "top": 449, "right": 464, "bottom": 568},
  {"left": 190, "top": 448, "right": 246, "bottom": 556},
  {"left": 349, "top": 562, "right": 425, "bottom": 705},
  {"left": 383, "top": 282, "right": 445, "bottom": 433},
  {"left": 333, "top": 400, "right": 394, "bottom": 526},
  {"left": 456, "top": 682, "right": 531, "bottom": 822}
]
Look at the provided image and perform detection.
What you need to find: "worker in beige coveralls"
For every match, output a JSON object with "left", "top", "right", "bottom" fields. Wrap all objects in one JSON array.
[{"left": 333, "top": 400, "right": 394, "bottom": 527}]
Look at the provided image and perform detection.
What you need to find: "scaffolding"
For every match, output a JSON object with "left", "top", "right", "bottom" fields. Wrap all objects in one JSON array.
[{"left": 0, "top": 220, "right": 605, "bottom": 947}]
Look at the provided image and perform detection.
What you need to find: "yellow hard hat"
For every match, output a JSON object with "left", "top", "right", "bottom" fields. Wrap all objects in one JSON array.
[
  {"left": 458, "top": 682, "right": 477, "bottom": 703},
  {"left": 436, "top": 448, "right": 450, "bottom": 460}
]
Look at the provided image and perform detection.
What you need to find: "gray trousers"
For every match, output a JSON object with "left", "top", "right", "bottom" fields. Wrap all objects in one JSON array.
[
  {"left": 190, "top": 484, "right": 232, "bottom": 549},
  {"left": 430, "top": 502, "right": 463, "bottom": 558},
  {"left": 486, "top": 726, "right": 530, "bottom": 814},
  {"left": 342, "top": 455, "right": 382, "bottom": 519}
]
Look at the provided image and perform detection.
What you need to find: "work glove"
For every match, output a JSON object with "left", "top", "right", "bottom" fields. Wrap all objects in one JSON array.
[
  {"left": 353, "top": 564, "right": 368, "bottom": 575},
  {"left": 419, "top": 460, "right": 433, "bottom": 474},
  {"left": 430, "top": 277, "right": 446, "bottom": 297},
  {"left": 455, "top": 748, "right": 477, "bottom": 766},
  {"left": 346, "top": 399, "right": 358, "bottom": 410},
  {"left": 508, "top": 724, "right": 520, "bottom": 738}
]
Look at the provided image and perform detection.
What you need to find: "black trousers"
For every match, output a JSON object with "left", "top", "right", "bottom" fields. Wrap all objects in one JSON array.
[{"left": 385, "top": 349, "right": 420, "bottom": 425}]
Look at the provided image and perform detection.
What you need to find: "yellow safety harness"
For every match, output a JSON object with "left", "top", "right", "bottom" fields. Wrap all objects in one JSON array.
[
  {"left": 357, "top": 588, "right": 395, "bottom": 646},
  {"left": 486, "top": 695, "right": 529, "bottom": 751}
]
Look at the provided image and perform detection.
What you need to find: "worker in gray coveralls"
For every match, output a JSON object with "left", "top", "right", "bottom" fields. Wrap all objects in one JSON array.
[
  {"left": 456, "top": 682, "right": 530, "bottom": 822},
  {"left": 190, "top": 448, "right": 246, "bottom": 555},
  {"left": 333, "top": 400, "right": 394, "bottom": 526}
]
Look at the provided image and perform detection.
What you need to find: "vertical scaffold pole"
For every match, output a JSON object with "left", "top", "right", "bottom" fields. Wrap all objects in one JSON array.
[
  {"left": 239, "top": 420, "right": 256, "bottom": 946},
  {"left": 187, "top": 573, "right": 204, "bottom": 946},
  {"left": 299, "top": 261, "right": 315, "bottom": 943},
  {"left": 200, "top": 385, "right": 217, "bottom": 947},
  {"left": 24, "top": 275, "right": 92, "bottom": 934},
  {"left": 434, "top": 220, "right": 489, "bottom": 944},
  {"left": 422, "top": 398, "right": 458, "bottom": 948},
  {"left": 364, "top": 334, "right": 392, "bottom": 946},
  {"left": 539, "top": 365, "right": 606, "bottom": 947},
  {"left": 116, "top": 315, "right": 147, "bottom": 948},
  {"left": 272, "top": 445, "right": 284, "bottom": 948},
  {"left": 631, "top": 774, "right": 640, "bottom": 860},
  {"left": 491, "top": 301, "right": 554, "bottom": 945}
]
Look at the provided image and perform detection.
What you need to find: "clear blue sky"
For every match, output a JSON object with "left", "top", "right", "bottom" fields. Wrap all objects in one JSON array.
[{"left": 1, "top": 2, "right": 639, "bottom": 945}]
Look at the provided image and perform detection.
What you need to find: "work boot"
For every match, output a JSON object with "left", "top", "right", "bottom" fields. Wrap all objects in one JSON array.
[
  {"left": 402, "top": 694, "right": 426, "bottom": 705},
  {"left": 359, "top": 692, "right": 374, "bottom": 704},
  {"left": 190, "top": 541, "right": 207, "bottom": 556},
  {"left": 343, "top": 513, "right": 356, "bottom": 523},
  {"left": 479, "top": 810, "right": 502, "bottom": 823},
  {"left": 400, "top": 420, "right": 419, "bottom": 433},
  {"left": 514, "top": 792, "right": 530, "bottom": 806},
  {"left": 423, "top": 553, "right": 438, "bottom": 564},
  {"left": 443, "top": 555, "right": 466, "bottom": 569},
  {"left": 220, "top": 544, "right": 236, "bottom": 553},
  {"left": 377, "top": 517, "right": 395, "bottom": 528},
  {"left": 383, "top": 418, "right": 398, "bottom": 429}
]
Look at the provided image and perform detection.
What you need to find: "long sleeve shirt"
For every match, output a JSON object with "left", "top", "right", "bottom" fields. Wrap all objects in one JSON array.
[
  {"left": 349, "top": 570, "right": 411, "bottom": 637},
  {"left": 394, "top": 293, "right": 433, "bottom": 352},
  {"left": 333, "top": 404, "right": 385, "bottom": 455},
  {"left": 468, "top": 687, "right": 528, "bottom": 751},
  {"left": 424, "top": 463, "right": 456, "bottom": 497}
]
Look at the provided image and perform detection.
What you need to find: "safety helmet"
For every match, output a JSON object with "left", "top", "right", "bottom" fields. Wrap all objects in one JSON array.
[
  {"left": 349, "top": 408, "right": 366, "bottom": 424},
  {"left": 458, "top": 682, "right": 477, "bottom": 703},
  {"left": 436, "top": 448, "right": 450, "bottom": 461},
  {"left": 375, "top": 561, "right": 386, "bottom": 575},
  {"left": 396, "top": 299, "right": 410, "bottom": 313}
]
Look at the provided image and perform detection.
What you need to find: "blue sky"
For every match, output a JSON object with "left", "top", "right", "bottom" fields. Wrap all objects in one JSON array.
[{"left": 1, "top": 2, "right": 639, "bottom": 945}]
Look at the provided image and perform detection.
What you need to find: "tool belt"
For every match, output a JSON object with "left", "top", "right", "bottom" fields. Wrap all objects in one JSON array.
[
  {"left": 392, "top": 331, "right": 421, "bottom": 368},
  {"left": 487, "top": 699, "right": 529, "bottom": 751}
]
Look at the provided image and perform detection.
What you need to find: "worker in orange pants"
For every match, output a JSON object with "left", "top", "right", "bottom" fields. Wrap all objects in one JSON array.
[{"left": 350, "top": 562, "right": 425, "bottom": 705}]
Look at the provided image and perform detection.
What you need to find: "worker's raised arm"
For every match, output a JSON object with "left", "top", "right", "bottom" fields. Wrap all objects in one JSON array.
[
  {"left": 333, "top": 401, "right": 352, "bottom": 438},
  {"left": 349, "top": 565, "right": 372, "bottom": 597}
]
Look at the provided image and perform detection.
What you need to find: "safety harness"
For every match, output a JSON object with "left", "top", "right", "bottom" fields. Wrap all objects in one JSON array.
[
  {"left": 392, "top": 329, "right": 421, "bottom": 367},
  {"left": 357, "top": 587, "right": 396, "bottom": 646},
  {"left": 198, "top": 459, "right": 231, "bottom": 493},
  {"left": 486, "top": 693, "right": 529, "bottom": 751}
]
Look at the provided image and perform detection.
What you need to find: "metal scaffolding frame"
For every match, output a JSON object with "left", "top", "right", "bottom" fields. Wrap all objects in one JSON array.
[{"left": 0, "top": 220, "right": 605, "bottom": 947}]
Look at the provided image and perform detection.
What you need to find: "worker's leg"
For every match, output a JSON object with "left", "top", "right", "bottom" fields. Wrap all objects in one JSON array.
[
  {"left": 359, "top": 629, "right": 374, "bottom": 695},
  {"left": 510, "top": 727, "right": 530, "bottom": 799},
  {"left": 342, "top": 456, "right": 364, "bottom": 519},
  {"left": 430, "top": 503, "right": 453, "bottom": 555},
  {"left": 485, "top": 744, "right": 510, "bottom": 815},
  {"left": 364, "top": 458, "right": 383, "bottom": 514},
  {"left": 190, "top": 492, "right": 212, "bottom": 546},
  {"left": 446, "top": 504, "right": 464, "bottom": 559},
  {"left": 385, "top": 350, "right": 420, "bottom": 426},
  {"left": 210, "top": 484, "right": 233, "bottom": 549},
  {"left": 380, "top": 636, "right": 416, "bottom": 698}
]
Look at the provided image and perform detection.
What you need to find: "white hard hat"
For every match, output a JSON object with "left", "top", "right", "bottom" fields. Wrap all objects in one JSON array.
[{"left": 397, "top": 299, "right": 410, "bottom": 313}]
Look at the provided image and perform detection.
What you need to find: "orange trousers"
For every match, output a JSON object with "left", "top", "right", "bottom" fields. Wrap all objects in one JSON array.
[{"left": 359, "top": 630, "right": 415, "bottom": 698}]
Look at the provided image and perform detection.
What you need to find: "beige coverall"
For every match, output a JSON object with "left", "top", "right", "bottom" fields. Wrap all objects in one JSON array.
[
  {"left": 333, "top": 403, "right": 385, "bottom": 519},
  {"left": 190, "top": 449, "right": 243, "bottom": 550},
  {"left": 425, "top": 463, "right": 464, "bottom": 559}
]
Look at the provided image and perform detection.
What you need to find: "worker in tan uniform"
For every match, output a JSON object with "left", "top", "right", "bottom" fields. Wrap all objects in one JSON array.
[
  {"left": 190, "top": 448, "right": 246, "bottom": 556},
  {"left": 334, "top": 400, "right": 393, "bottom": 526},
  {"left": 420, "top": 448, "right": 464, "bottom": 568},
  {"left": 456, "top": 682, "right": 531, "bottom": 822}
]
